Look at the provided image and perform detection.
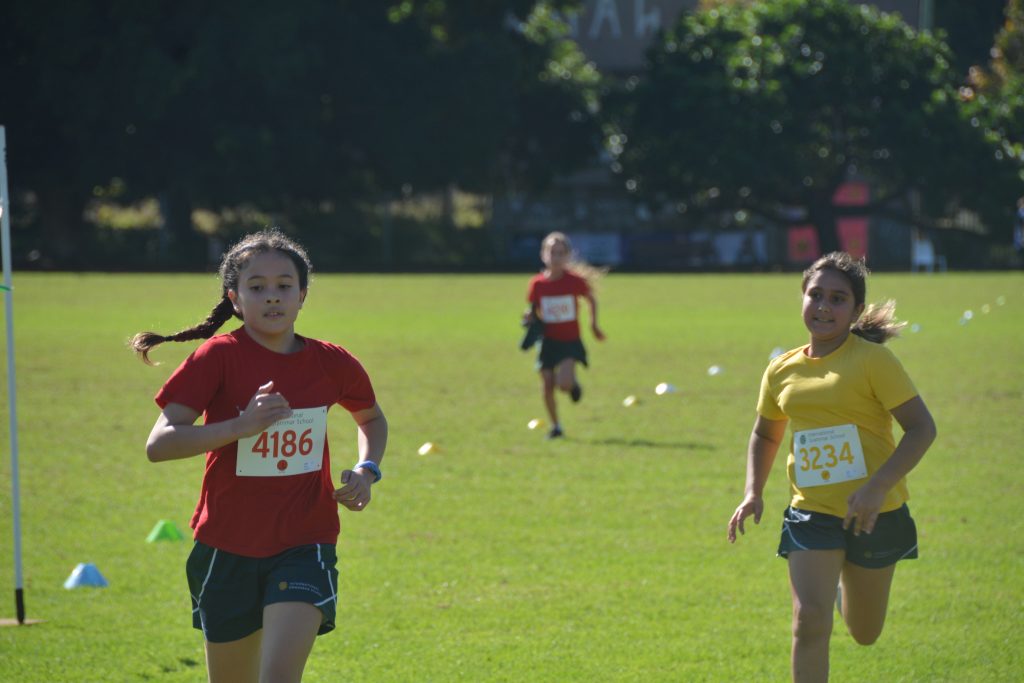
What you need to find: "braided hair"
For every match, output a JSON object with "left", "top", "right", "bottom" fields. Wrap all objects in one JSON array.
[
  {"left": 130, "top": 229, "right": 312, "bottom": 364},
  {"left": 801, "top": 251, "right": 905, "bottom": 344}
]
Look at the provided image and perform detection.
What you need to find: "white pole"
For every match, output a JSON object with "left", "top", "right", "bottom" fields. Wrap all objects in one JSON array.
[{"left": 0, "top": 126, "right": 25, "bottom": 624}]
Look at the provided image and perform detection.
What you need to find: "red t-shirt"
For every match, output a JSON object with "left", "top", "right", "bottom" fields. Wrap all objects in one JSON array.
[
  {"left": 154, "top": 327, "right": 376, "bottom": 557},
  {"left": 526, "top": 271, "right": 590, "bottom": 342}
]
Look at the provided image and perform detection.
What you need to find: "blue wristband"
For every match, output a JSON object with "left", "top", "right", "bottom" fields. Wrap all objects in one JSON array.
[{"left": 355, "top": 460, "right": 382, "bottom": 483}]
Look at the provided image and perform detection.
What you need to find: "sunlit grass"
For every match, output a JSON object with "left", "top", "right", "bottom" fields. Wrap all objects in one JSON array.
[{"left": 0, "top": 271, "right": 1021, "bottom": 682}]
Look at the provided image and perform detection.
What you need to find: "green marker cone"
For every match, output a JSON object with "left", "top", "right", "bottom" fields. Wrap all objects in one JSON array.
[{"left": 146, "top": 519, "right": 185, "bottom": 543}]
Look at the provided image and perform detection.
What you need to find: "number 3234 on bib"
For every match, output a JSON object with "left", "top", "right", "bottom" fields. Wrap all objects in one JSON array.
[
  {"left": 236, "top": 406, "right": 328, "bottom": 477},
  {"left": 792, "top": 423, "right": 868, "bottom": 488}
]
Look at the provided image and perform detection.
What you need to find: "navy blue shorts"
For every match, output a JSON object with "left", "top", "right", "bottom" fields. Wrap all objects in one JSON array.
[
  {"left": 537, "top": 338, "right": 588, "bottom": 371},
  {"left": 186, "top": 541, "right": 339, "bottom": 643},
  {"left": 777, "top": 504, "right": 918, "bottom": 569}
]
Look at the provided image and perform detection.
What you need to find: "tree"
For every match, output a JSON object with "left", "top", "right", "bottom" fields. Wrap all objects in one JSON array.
[
  {"left": 0, "top": 1, "right": 601, "bottom": 267},
  {"left": 0, "top": 1, "right": 160, "bottom": 265},
  {"left": 607, "top": 0, "right": 1023, "bottom": 253},
  {"left": 959, "top": 0, "right": 1024, "bottom": 244},
  {"left": 966, "top": 0, "right": 1024, "bottom": 152},
  {"left": 934, "top": 0, "right": 1007, "bottom": 75}
]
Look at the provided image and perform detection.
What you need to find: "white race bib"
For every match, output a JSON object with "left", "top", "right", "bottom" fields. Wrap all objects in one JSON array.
[
  {"left": 236, "top": 406, "right": 328, "bottom": 477},
  {"left": 540, "top": 295, "right": 576, "bottom": 323},
  {"left": 792, "top": 424, "right": 867, "bottom": 488}
]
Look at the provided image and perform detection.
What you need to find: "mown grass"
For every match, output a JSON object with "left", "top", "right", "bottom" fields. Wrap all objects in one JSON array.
[{"left": 0, "top": 271, "right": 1021, "bottom": 682}]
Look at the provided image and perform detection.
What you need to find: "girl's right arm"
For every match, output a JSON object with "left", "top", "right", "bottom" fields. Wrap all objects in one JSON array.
[
  {"left": 146, "top": 381, "right": 292, "bottom": 462},
  {"left": 727, "top": 415, "right": 788, "bottom": 542}
]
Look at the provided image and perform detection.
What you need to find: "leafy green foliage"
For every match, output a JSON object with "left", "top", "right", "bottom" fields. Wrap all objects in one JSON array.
[
  {"left": 608, "top": 0, "right": 1023, "bottom": 246},
  {"left": 965, "top": 0, "right": 1024, "bottom": 195},
  {"left": 0, "top": 1, "right": 600, "bottom": 264},
  {"left": 934, "top": 0, "right": 1007, "bottom": 74}
]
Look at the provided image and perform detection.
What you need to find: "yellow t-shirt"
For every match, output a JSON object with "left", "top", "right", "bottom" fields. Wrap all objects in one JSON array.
[{"left": 757, "top": 333, "right": 919, "bottom": 517}]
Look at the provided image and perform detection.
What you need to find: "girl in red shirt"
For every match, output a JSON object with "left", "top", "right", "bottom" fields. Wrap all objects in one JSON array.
[
  {"left": 131, "top": 229, "right": 387, "bottom": 683},
  {"left": 524, "top": 232, "right": 605, "bottom": 438}
]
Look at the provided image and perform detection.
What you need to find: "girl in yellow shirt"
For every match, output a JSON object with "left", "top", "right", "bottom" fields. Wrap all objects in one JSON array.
[{"left": 728, "top": 252, "right": 936, "bottom": 683}]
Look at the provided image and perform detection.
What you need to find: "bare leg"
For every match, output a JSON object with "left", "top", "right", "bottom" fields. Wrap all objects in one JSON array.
[
  {"left": 259, "top": 602, "right": 322, "bottom": 683},
  {"left": 554, "top": 358, "right": 576, "bottom": 393},
  {"left": 788, "top": 550, "right": 845, "bottom": 683},
  {"left": 541, "top": 369, "right": 558, "bottom": 427},
  {"left": 838, "top": 562, "right": 897, "bottom": 645},
  {"left": 206, "top": 630, "right": 261, "bottom": 683}
]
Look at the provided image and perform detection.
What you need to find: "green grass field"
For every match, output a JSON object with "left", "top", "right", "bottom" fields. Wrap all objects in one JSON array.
[{"left": 0, "top": 271, "right": 1021, "bottom": 682}]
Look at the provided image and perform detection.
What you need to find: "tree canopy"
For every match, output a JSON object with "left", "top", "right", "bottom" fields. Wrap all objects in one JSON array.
[
  {"left": 0, "top": 0, "right": 599, "bottom": 266},
  {"left": 2, "top": 0, "right": 1020, "bottom": 269},
  {"left": 966, "top": 0, "right": 1024, "bottom": 170},
  {"left": 608, "top": 0, "right": 1023, "bottom": 252}
]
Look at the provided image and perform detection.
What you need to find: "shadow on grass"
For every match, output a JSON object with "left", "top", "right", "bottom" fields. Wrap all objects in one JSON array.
[{"left": 580, "top": 437, "right": 715, "bottom": 451}]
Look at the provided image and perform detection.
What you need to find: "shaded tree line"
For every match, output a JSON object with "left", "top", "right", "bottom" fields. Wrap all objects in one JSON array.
[
  {"left": 1, "top": 1, "right": 600, "bottom": 268},
  {"left": 1, "top": 0, "right": 1020, "bottom": 270}
]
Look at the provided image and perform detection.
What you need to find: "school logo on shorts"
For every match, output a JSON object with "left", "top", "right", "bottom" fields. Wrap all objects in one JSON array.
[{"left": 278, "top": 580, "right": 323, "bottom": 598}]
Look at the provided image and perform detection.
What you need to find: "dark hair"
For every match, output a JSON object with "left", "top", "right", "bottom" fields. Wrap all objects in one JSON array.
[
  {"left": 801, "top": 251, "right": 905, "bottom": 344},
  {"left": 130, "top": 229, "right": 312, "bottom": 364}
]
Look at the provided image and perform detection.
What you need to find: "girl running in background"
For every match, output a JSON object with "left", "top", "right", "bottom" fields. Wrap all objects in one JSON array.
[
  {"left": 524, "top": 232, "right": 605, "bottom": 439},
  {"left": 727, "top": 252, "right": 936, "bottom": 683},
  {"left": 131, "top": 229, "right": 387, "bottom": 683}
]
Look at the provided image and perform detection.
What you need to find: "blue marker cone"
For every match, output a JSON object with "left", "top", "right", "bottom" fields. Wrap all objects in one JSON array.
[{"left": 64, "top": 563, "right": 109, "bottom": 589}]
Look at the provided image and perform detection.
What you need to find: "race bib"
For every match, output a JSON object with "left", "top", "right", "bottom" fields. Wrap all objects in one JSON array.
[
  {"left": 792, "top": 424, "right": 867, "bottom": 488},
  {"left": 540, "top": 295, "right": 576, "bottom": 323},
  {"left": 236, "top": 406, "right": 328, "bottom": 477}
]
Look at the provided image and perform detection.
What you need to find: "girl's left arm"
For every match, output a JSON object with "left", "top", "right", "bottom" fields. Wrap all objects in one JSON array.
[
  {"left": 333, "top": 403, "right": 388, "bottom": 511},
  {"left": 585, "top": 293, "right": 605, "bottom": 341},
  {"left": 844, "top": 396, "right": 936, "bottom": 535}
]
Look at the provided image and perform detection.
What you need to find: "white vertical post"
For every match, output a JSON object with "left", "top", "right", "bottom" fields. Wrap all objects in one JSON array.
[{"left": 0, "top": 126, "right": 25, "bottom": 624}]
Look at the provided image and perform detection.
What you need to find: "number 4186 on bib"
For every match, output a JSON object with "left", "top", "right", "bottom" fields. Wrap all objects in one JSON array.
[{"left": 236, "top": 406, "right": 328, "bottom": 477}]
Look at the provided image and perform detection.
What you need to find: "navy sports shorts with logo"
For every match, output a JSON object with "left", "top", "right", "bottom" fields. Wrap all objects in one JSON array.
[
  {"left": 186, "top": 541, "right": 339, "bottom": 643},
  {"left": 777, "top": 504, "right": 918, "bottom": 569}
]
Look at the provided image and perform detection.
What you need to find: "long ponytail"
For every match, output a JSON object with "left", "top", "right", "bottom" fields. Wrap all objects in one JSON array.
[{"left": 852, "top": 299, "right": 905, "bottom": 344}]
